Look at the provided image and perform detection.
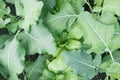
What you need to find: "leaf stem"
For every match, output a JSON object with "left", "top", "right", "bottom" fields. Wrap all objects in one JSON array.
[
  {"left": 47, "top": 15, "right": 78, "bottom": 22},
  {"left": 105, "top": 48, "right": 115, "bottom": 62}
]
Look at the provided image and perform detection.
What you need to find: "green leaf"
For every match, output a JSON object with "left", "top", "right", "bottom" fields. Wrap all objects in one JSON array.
[
  {"left": 68, "top": 22, "right": 83, "bottom": 40},
  {"left": 102, "top": 50, "right": 120, "bottom": 63},
  {"left": 0, "top": 37, "right": 25, "bottom": 80},
  {"left": 65, "top": 39, "right": 81, "bottom": 50},
  {"left": 48, "top": 54, "right": 68, "bottom": 73},
  {"left": 39, "top": 69, "right": 56, "bottom": 80},
  {"left": 15, "top": 0, "right": 43, "bottom": 31},
  {"left": 0, "top": 18, "right": 11, "bottom": 28},
  {"left": 0, "top": 65, "right": 9, "bottom": 79},
  {"left": 105, "top": 62, "right": 120, "bottom": 80},
  {"left": 77, "top": 12, "right": 120, "bottom": 54},
  {"left": 70, "top": 0, "right": 85, "bottom": 14},
  {"left": 25, "top": 55, "right": 46, "bottom": 80},
  {"left": 94, "top": 0, "right": 102, "bottom": 6},
  {"left": 56, "top": 74, "right": 64, "bottom": 80},
  {"left": 97, "top": 11, "right": 120, "bottom": 33},
  {"left": 101, "top": 50, "right": 120, "bottom": 79},
  {"left": 92, "top": 54, "right": 101, "bottom": 67},
  {"left": 7, "top": 22, "right": 18, "bottom": 33},
  {"left": 65, "top": 71, "right": 78, "bottom": 80},
  {"left": 63, "top": 50, "right": 98, "bottom": 79},
  {"left": 43, "top": 0, "right": 56, "bottom": 9},
  {"left": 102, "top": 0, "right": 120, "bottom": 16},
  {"left": 109, "top": 35, "right": 120, "bottom": 52},
  {"left": 55, "top": 0, "right": 65, "bottom": 10},
  {"left": 0, "top": 0, "right": 10, "bottom": 18},
  {"left": 47, "top": 2, "right": 77, "bottom": 34},
  {"left": 18, "top": 24, "right": 56, "bottom": 55},
  {"left": 0, "top": 35, "right": 10, "bottom": 48}
]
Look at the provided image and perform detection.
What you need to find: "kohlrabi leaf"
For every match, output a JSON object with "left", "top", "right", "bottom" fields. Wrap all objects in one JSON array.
[
  {"left": 18, "top": 24, "right": 56, "bottom": 55},
  {"left": 0, "top": 0, "right": 10, "bottom": 18},
  {"left": 0, "top": 35, "right": 10, "bottom": 48},
  {"left": 0, "top": 37, "right": 25, "bottom": 80},
  {"left": 39, "top": 69, "right": 56, "bottom": 80},
  {"left": 48, "top": 54, "right": 68, "bottom": 73},
  {"left": 65, "top": 70, "right": 79, "bottom": 80},
  {"left": 97, "top": 11, "right": 120, "bottom": 33},
  {"left": 94, "top": 0, "right": 102, "bottom": 6},
  {"left": 0, "top": 18, "right": 11, "bottom": 28},
  {"left": 92, "top": 54, "right": 101, "bottom": 67},
  {"left": 77, "top": 12, "right": 120, "bottom": 54},
  {"left": 0, "top": 65, "right": 9, "bottom": 79},
  {"left": 102, "top": 62, "right": 120, "bottom": 80},
  {"left": 65, "top": 39, "right": 81, "bottom": 50},
  {"left": 15, "top": 0, "right": 43, "bottom": 31},
  {"left": 63, "top": 50, "right": 99, "bottom": 79},
  {"left": 43, "top": 0, "right": 56, "bottom": 9},
  {"left": 102, "top": 0, "right": 120, "bottom": 16},
  {"left": 101, "top": 50, "right": 120, "bottom": 79},
  {"left": 47, "top": 2, "right": 77, "bottom": 34},
  {"left": 68, "top": 22, "right": 83, "bottom": 40},
  {"left": 25, "top": 55, "right": 46, "bottom": 80},
  {"left": 102, "top": 50, "right": 120, "bottom": 63}
]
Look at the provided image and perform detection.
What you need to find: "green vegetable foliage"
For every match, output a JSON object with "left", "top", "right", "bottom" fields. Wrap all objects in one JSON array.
[{"left": 0, "top": 0, "right": 120, "bottom": 80}]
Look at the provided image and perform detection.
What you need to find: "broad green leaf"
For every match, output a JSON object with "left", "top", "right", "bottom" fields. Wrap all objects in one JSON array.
[
  {"left": 18, "top": 24, "right": 56, "bottom": 55},
  {"left": 47, "top": 2, "right": 77, "bottom": 34},
  {"left": 97, "top": 11, "right": 120, "bottom": 33},
  {"left": 63, "top": 50, "right": 98, "bottom": 79},
  {"left": 77, "top": 12, "right": 120, "bottom": 54},
  {"left": 48, "top": 54, "right": 68, "bottom": 73},
  {"left": 102, "top": 0, "right": 120, "bottom": 16},
  {"left": 109, "top": 35, "right": 120, "bottom": 52},
  {"left": 0, "top": 0, "right": 10, "bottom": 18},
  {"left": 0, "top": 37, "right": 25, "bottom": 80},
  {"left": 25, "top": 55, "right": 46, "bottom": 80},
  {"left": 103, "top": 62, "right": 120, "bottom": 80},
  {"left": 15, "top": 0, "right": 43, "bottom": 31}
]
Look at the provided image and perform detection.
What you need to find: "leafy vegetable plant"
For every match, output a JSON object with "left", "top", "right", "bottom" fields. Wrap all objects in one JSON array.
[{"left": 1, "top": 0, "right": 120, "bottom": 80}]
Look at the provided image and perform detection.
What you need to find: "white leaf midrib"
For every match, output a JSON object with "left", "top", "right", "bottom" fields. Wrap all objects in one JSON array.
[
  {"left": 47, "top": 15, "right": 78, "bottom": 22},
  {"left": 6, "top": 39, "right": 18, "bottom": 70}
]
